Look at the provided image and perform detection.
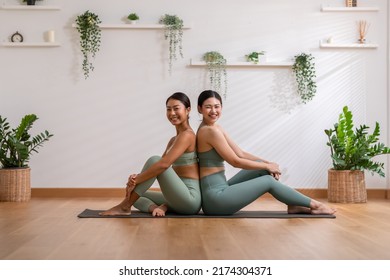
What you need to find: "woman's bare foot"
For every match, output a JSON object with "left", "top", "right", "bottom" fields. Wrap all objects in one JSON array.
[
  {"left": 288, "top": 205, "right": 311, "bottom": 214},
  {"left": 150, "top": 204, "right": 168, "bottom": 217},
  {"left": 310, "top": 200, "right": 337, "bottom": 215},
  {"left": 99, "top": 200, "right": 132, "bottom": 216}
]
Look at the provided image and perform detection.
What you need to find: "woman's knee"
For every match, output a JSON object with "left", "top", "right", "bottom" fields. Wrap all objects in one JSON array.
[{"left": 146, "top": 155, "right": 161, "bottom": 165}]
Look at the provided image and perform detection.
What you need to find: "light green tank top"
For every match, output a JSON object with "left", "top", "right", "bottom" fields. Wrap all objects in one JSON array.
[
  {"left": 197, "top": 148, "right": 225, "bottom": 167},
  {"left": 172, "top": 151, "right": 198, "bottom": 167}
]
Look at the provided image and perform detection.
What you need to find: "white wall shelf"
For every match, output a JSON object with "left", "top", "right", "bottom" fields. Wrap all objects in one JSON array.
[
  {"left": 1, "top": 42, "right": 60, "bottom": 47},
  {"left": 189, "top": 60, "right": 293, "bottom": 67},
  {"left": 320, "top": 42, "right": 378, "bottom": 49},
  {"left": 0, "top": 5, "right": 61, "bottom": 10},
  {"left": 71, "top": 23, "right": 192, "bottom": 30},
  {"left": 321, "top": 6, "right": 379, "bottom": 12}
]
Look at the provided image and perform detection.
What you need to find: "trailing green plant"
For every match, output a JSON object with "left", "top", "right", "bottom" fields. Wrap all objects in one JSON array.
[
  {"left": 127, "top": 13, "right": 139, "bottom": 21},
  {"left": 159, "top": 14, "right": 184, "bottom": 73},
  {"left": 324, "top": 106, "right": 390, "bottom": 177},
  {"left": 75, "top": 10, "right": 102, "bottom": 79},
  {"left": 245, "top": 51, "right": 265, "bottom": 64},
  {"left": 0, "top": 114, "right": 53, "bottom": 168},
  {"left": 203, "top": 51, "right": 228, "bottom": 99},
  {"left": 292, "top": 53, "right": 317, "bottom": 104}
]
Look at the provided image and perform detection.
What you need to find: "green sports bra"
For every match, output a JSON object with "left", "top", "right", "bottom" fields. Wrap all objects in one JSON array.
[
  {"left": 197, "top": 148, "right": 225, "bottom": 167},
  {"left": 172, "top": 151, "right": 198, "bottom": 167}
]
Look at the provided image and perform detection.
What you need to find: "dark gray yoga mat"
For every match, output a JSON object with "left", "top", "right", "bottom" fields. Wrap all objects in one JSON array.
[{"left": 78, "top": 209, "right": 335, "bottom": 219}]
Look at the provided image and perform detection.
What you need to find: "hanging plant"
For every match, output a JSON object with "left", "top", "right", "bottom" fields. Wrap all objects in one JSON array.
[
  {"left": 292, "top": 53, "right": 317, "bottom": 104},
  {"left": 203, "top": 51, "right": 228, "bottom": 99},
  {"left": 159, "top": 14, "right": 184, "bottom": 73},
  {"left": 245, "top": 51, "right": 265, "bottom": 64},
  {"left": 75, "top": 10, "right": 102, "bottom": 79}
]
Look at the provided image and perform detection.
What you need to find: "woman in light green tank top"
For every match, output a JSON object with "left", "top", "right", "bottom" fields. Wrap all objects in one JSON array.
[
  {"left": 100, "top": 92, "right": 201, "bottom": 216},
  {"left": 196, "top": 90, "right": 336, "bottom": 216}
]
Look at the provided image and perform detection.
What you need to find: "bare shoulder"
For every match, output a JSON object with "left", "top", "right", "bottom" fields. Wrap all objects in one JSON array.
[
  {"left": 198, "top": 124, "right": 222, "bottom": 137},
  {"left": 176, "top": 129, "right": 196, "bottom": 142}
]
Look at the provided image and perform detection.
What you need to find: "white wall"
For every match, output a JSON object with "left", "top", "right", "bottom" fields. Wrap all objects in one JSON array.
[{"left": 0, "top": 0, "right": 388, "bottom": 189}]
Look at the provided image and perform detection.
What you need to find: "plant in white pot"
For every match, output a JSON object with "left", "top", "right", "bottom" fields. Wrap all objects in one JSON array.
[
  {"left": 324, "top": 106, "right": 390, "bottom": 203},
  {"left": 127, "top": 13, "right": 139, "bottom": 24},
  {"left": 0, "top": 114, "right": 53, "bottom": 202}
]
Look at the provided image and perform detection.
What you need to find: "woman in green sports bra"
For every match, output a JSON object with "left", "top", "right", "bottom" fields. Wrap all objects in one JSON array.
[
  {"left": 100, "top": 92, "right": 201, "bottom": 217},
  {"left": 196, "top": 90, "right": 336, "bottom": 216}
]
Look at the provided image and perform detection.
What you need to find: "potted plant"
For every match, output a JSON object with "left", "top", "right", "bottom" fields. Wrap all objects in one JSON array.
[
  {"left": 324, "top": 106, "right": 390, "bottom": 203},
  {"left": 245, "top": 51, "right": 265, "bottom": 64},
  {"left": 127, "top": 13, "right": 139, "bottom": 24},
  {"left": 159, "top": 14, "right": 184, "bottom": 73},
  {"left": 0, "top": 114, "right": 53, "bottom": 202},
  {"left": 203, "top": 51, "right": 228, "bottom": 99},
  {"left": 22, "top": 0, "right": 43, "bottom": 5},
  {"left": 75, "top": 10, "right": 102, "bottom": 79},
  {"left": 292, "top": 53, "right": 317, "bottom": 104}
]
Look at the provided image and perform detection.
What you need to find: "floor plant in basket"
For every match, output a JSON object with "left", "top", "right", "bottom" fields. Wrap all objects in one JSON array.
[
  {"left": 324, "top": 106, "right": 390, "bottom": 203},
  {"left": 0, "top": 114, "right": 53, "bottom": 202}
]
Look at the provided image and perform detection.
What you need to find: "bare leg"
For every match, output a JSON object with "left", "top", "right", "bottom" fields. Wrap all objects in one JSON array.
[
  {"left": 99, "top": 192, "right": 140, "bottom": 216},
  {"left": 287, "top": 205, "right": 311, "bottom": 214}
]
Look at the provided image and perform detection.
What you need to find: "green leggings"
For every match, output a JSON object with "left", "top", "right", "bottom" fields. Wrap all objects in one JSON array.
[
  {"left": 133, "top": 156, "right": 201, "bottom": 215},
  {"left": 200, "top": 169, "right": 311, "bottom": 215}
]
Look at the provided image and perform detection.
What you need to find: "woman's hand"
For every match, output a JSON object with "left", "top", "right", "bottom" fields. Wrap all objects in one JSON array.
[
  {"left": 126, "top": 174, "right": 137, "bottom": 198},
  {"left": 266, "top": 162, "right": 281, "bottom": 180}
]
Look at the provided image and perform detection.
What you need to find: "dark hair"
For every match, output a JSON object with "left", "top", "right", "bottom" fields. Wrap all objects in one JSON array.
[
  {"left": 166, "top": 92, "right": 191, "bottom": 109},
  {"left": 197, "top": 90, "right": 222, "bottom": 107}
]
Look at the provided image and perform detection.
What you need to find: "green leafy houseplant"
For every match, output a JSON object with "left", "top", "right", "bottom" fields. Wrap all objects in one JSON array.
[
  {"left": 0, "top": 114, "right": 53, "bottom": 168},
  {"left": 159, "top": 14, "right": 184, "bottom": 73},
  {"left": 292, "top": 53, "right": 317, "bottom": 104},
  {"left": 203, "top": 51, "right": 228, "bottom": 99},
  {"left": 75, "top": 10, "right": 102, "bottom": 79},
  {"left": 245, "top": 51, "right": 265, "bottom": 64},
  {"left": 325, "top": 106, "right": 390, "bottom": 177},
  {"left": 127, "top": 13, "right": 139, "bottom": 21}
]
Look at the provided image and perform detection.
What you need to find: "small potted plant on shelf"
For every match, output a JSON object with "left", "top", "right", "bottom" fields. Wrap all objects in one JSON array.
[
  {"left": 159, "top": 14, "right": 184, "bottom": 73},
  {"left": 324, "top": 106, "right": 390, "bottom": 203},
  {"left": 22, "top": 0, "right": 43, "bottom": 6},
  {"left": 127, "top": 13, "right": 139, "bottom": 24},
  {"left": 245, "top": 51, "right": 265, "bottom": 64},
  {"left": 75, "top": 10, "right": 102, "bottom": 79},
  {"left": 292, "top": 52, "right": 317, "bottom": 104},
  {"left": 203, "top": 51, "right": 228, "bottom": 99},
  {"left": 0, "top": 114, "right": 53, "bottom": 202}
]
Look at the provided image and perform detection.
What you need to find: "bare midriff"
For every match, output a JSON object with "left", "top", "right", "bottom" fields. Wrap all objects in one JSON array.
[
  {"left": 173, "top": 163, "right": 199, "bottom": 180},
  {"left": 199, "top": 166, "right": 225, "bottom": 178}
]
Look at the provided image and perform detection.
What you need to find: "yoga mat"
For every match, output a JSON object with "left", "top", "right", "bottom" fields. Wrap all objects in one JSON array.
[{"left": 78, "top": 209, "right": 335, "bottom": 219}]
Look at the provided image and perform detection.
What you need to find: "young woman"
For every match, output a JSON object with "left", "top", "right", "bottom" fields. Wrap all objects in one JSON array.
[
  {"left": 196, "top": 90, "right": 336, "bottom": 216},
  {"left": 100, "top": 92, "right": 201, "bottom": 217}
]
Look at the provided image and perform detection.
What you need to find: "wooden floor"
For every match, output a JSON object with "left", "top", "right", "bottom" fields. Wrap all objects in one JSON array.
[{"left": 0, "top": 197, "right": 389, "bottom": 260}]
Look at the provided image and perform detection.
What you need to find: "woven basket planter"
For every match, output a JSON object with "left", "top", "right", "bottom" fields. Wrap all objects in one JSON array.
[
  {"left": 0, "top": 167, "right": 31, "bottom": 202},
  {"left": 327, "top": 169, "right": 367, "bottom": 203}
]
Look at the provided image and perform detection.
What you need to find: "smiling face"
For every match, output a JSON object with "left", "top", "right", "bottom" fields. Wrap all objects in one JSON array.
[
  {"left": 198, "top": 97, "right": 222, "bottom": 125},
  {"left": 166, "top": 98, "right": 190, "bottom": 127}
]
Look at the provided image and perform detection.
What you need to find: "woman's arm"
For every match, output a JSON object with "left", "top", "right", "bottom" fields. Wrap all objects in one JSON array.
[
  {"left": 200, "top": 126, "right": 280, "bottom": 174},
  {"left": 130, "top": 131, "right": 195, "bottom": 186},
  {"left": 221, "top": 127, "right": 270, "bottom": 163}
]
